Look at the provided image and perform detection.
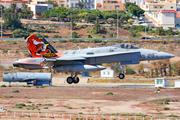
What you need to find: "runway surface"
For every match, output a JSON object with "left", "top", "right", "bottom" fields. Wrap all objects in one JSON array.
[
  {"left": 0, "top": 82, "right": 155, "bottom": 88},
  {"left": 52, "top": 83, "right": 155, "bottom": 88}
]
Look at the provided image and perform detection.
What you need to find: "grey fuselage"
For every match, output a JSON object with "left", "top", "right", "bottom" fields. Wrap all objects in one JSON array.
[{"left": 13, "top": 43, "right": 175, "bottom": 71}]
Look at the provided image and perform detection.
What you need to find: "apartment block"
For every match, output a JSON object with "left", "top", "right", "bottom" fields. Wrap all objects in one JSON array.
[
  {"left": 96, "top": 0, "right": 126, "bottom": 11},
  {"left": 65, "top": 0, "right": 95, "bottom": 10},
  {"left": 141, "top": 0, "right": 180, "bottom": 27},
  {"left": 30, "top": 0, "right": 60, "bottom": 7}
]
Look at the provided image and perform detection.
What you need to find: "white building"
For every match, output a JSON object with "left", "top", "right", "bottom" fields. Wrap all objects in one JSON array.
[
  {"left": 66, "top": 0, "right": 95, "bottom": 10},
  {"left": 155, "top": 78, "right": 169, "bottom": 87},
  {"left": 175, "top": 81, "right": 180, "bottom": 88},
  {"left": 101, "top": 67, "right": 115, "bottom": 78},
  {"left": 27, "top": 4, "right": 53, "bottom": 19}
]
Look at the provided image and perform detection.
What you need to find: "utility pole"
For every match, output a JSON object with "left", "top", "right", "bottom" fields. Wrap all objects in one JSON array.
[
  {"left": 71, "top": 13, "right": 72, "bottom": 39},
  {"left": 117, "top": 10, "right": 118, "bottom": 38},
  {"left": 5, "top": 0, "right": 6, "bottom": 9},
  {"left": 1, "top": 6, "right": 2, "bottom": 38},
  {"left": 144, "top": 14, "right": 146, "bottom": 40}
]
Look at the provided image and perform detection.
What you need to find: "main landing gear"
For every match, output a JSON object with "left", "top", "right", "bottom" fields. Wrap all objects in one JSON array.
[
  {"left": 66, "top": 72, "right": 79, "bottom": 84},
  {"left": 110, "top": 63, "right": 126, "bottom": 79}
]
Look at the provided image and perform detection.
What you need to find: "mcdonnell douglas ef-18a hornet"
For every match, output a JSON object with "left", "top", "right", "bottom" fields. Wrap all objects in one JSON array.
[{"left": 13, "top": 35, "right": 175, "bottom": 84}]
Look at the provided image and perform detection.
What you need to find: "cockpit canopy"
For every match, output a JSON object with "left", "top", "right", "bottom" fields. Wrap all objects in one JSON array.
[{"left": 111, "top": 43, "right": 140, "bottom": 49}]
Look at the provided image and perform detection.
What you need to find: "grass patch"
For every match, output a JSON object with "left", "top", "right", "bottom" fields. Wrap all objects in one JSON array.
[
  {"left": 1, "top": 85, "right": 6, "bottom": 87},
  {"left": 167, "top": 114, "right": 178, "bottom": 117},
  {"left": 22, "top": 85, "right": 31, "bottom": 87},
  {"left": 154, "top": 98, "right": 172, "bottom": 105},
  {"left": 40, "top": 86, "right": 46, "bottom": 88},
  {"left": 67, "top": 106, "right": 72, "bottom": 109},
  {"left": 81, "top": 107, "right": 85, "bottom": 109},
  {"left": 12, "top": 90, "right": 19, "bottom": 93},
  {"left": 14, "top": 103, "right": 26, "bottom": 109},
  {"left": 156, "top": 102, "right": 163, "bottom": 105},
  {"left": 163, "top": 107, "right": 170, "bottom": 110},
  {"left": 106, "top": 92, "right": 113, "bottom": 95},
  {"left": 45, "top": 104, "right": 53, "bottom": 106}
]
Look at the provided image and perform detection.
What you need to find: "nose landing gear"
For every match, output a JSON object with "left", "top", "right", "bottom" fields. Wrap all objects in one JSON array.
[{"left": 110, "top": 63, "right": 126, "bottom": 79}]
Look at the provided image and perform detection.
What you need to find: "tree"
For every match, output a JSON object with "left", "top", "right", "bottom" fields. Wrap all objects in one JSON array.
[
  {"left": 0, "top": 5, "right": 5, "bottom": 17},
  {"left": 165, "top": 59, "right": 172, "bottom": 76},
  {"left": 3, "top": 8, "right": 22, "bottom": 29},
  {"left": 125, "top": 2, "right": 144, "bottom": 17},
  {"left": 21, "top": 4, "right": 33, "bottom": 19},
  {"left": 88, "top": 34, "right": 92, "bottom": 38},
  {"left": 42, "top": 10, "right": 49, "bottom": 19},
  {"left": 155, "top": 28, "right": 165, "bottom": 36},
  {"left": 157, "top": 61, "right": 163, "bottom": 77},
  {"left": 77, "top": 2, "right": 84, "bottom": 10},
  {"left": 172, "top": 61, "right": 180, "bottom": 75},
  {"left": 93, "top": 22, "right": 100, "bottom": 34},
  {"left": 72, "top": 32, "right": 78, "bottom": 38},
  {"left": 45, "top": 0, "right": 57, "bottom": 7},
  {"left": 151, "top": 62, "right": 158, "bottom": 76},
  {"left": 10, "top": 3, "right": 16, "bottom": 13},
  {"left": 85, "top": 14, "right": 96, "bottom": 22},
  {"left": 149, "top": 67, "right": 153, "bottom": 78},
  {"left": 136, "top": 63, "right": 144, "bottom": 75}
]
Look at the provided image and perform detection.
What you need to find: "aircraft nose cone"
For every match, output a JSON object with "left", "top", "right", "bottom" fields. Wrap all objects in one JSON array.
[
  {"left": 13, "top": 62, "right": 19, "bottom": 67},
  {"left": 157, "top": 52, "right": 175, "bottom": 59}
]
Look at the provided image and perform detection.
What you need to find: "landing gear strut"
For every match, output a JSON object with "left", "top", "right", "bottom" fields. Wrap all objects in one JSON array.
[
  {"left": 66, "top": 72, "right": 79, "bottom": 84},
  {"left": 110, "top": 63, "right": 126, "bottom": 79}
]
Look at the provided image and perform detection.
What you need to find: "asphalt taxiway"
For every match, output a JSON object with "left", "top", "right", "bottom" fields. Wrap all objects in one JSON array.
[{"left": 52, "top": 83, "right": 155, "bottom": 88}]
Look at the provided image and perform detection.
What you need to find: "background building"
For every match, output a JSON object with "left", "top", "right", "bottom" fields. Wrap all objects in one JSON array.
[
  {"left": 65, "top": 0, "right": 95, "bottom": 10},
  {"left": 27, "top": 4, "right": 53, "bottom": 19},
  {"left": 0, "top": 0, "right": 30, "bottom": 8},
  {"left": 141, "top": 0, "right": 180, "bottom": 27},
  {"left": 96, "top": 0, "right": 126, "bottom": 11}
]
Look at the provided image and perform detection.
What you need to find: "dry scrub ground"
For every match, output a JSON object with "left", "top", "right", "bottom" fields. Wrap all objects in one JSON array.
[{"left": 0, "top": 87, "right": 180, "bottom": 116}]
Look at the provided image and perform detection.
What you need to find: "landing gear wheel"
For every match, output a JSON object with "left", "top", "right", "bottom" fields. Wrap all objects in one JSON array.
[
  {"left": 119, "top": 73, "right": 125, "bottom": 79},
  {"left": 67, "top": 77, "right": 73, "bottom": 84},
  {"left": 73, "top": 77, "right": 79, "bottom": 84}
]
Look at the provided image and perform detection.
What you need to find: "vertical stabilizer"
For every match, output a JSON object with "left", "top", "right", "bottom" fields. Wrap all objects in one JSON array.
[{"left": 25, "top": 35, "right": 57, "bottom": 58}]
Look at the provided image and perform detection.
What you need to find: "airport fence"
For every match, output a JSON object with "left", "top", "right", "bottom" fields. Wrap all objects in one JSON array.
[{"left": 0, "top": 111, "right": 179, "bottom": 120}]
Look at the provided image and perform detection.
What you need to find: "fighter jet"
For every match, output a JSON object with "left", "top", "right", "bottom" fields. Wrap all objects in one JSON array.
[{"left": 13, "top": 35, "right": 175, "bottom": 84}]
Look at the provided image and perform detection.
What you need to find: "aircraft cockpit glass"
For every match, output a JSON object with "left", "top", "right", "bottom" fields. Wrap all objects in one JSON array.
[
  {"left": 112, "top": 43, "right": 140, "bottom": 49},
  {"left": 120, "top": 44, "right": 124, "bottom": 48}
]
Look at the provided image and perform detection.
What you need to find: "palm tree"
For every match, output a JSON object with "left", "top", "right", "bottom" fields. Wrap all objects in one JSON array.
[
  {"left": 151, "top": 61, "right": 158, "bottom": 76},
  {"left": 77, "top": 2, "right": 84, "bottom": 10},
  {"left": 157, "top": 60, "right": 163, "bottom": 77},
  {"left": 167, "top": 60, "right": 172, "bottom": 76},
  {"left": 10, "top": 3, "right": 16, "bottom": 13},
  {"left": 149, "top": 64, "right": 154, "bottom": 78},
  {"left": 136, "top": 63, "right": 144, "bottom": 75},
  {"left": 162, "top": 59, "right": 169, "bottom": 76}
]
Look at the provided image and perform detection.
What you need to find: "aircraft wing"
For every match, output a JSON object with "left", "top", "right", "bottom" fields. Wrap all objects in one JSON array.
[{"left": 45, "top": 57, "right": 86, "bottom": 61}]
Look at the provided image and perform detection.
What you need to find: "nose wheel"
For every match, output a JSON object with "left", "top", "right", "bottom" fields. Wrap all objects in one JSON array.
[
  {"left": 119, "top": 73, "right": 125, "bottom": 79},
  {"left": 66, "top": 72, "right": 80, "bottom": 84}
]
